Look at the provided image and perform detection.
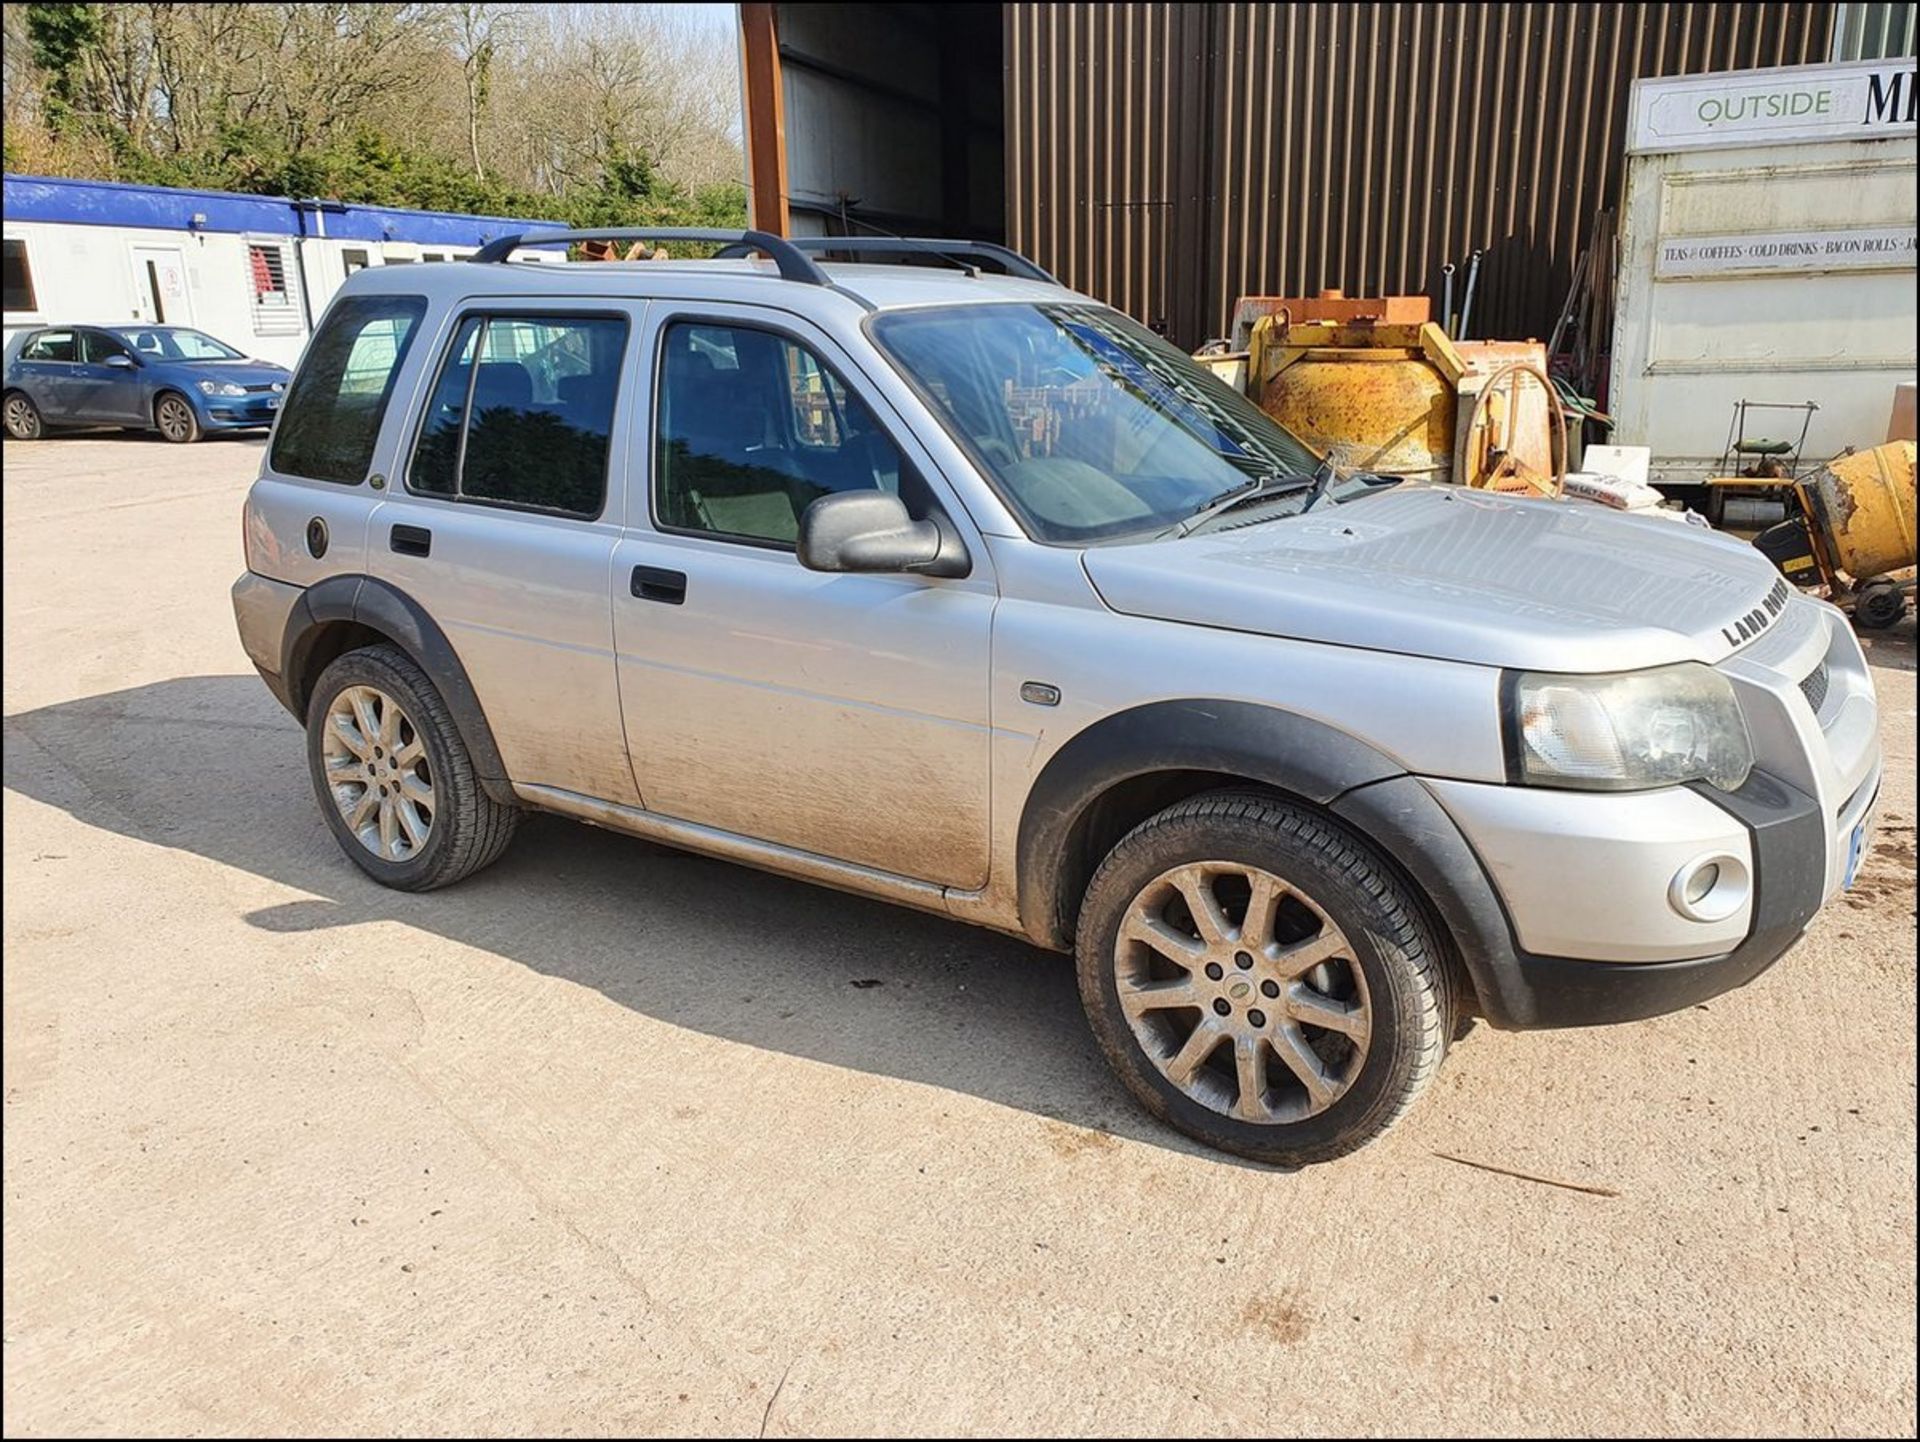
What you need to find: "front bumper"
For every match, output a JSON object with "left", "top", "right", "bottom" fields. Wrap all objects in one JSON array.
[
  {"left": 1495, "top": 769, "right": 1848, "bottom": 1027},
  {"left": 200, "top": 400, "right": 280, "bottom": 430},
  {"left": 1332, "top": 763, "right": 1872, "bottom": 1031}
]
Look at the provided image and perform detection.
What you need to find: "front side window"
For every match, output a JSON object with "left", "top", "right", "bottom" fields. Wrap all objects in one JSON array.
[
  {"left": 407, "top": 313, "right": 625, "bottom": 517},
  {"left": 4, "top": 239, "right": 37, "bottom": 313},
  {"left": 22, "top": 330, "right": 76, "bottom": 361},
  {"left": 872, "top": 303, "right": 1320, "bottom": 543},
  {"left": 272, "top": 295, "right": 427, "bottom": 485},
  {"left": 81, "top": 331, "right": 133, "bottom": 364},
  {"left": 654, "top": 321, "right": 912, "bottom": 547}
]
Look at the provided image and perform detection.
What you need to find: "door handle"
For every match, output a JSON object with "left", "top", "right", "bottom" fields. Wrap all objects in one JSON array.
[
  {"left": 631, "top": 565, "right": 687, "bottom": 605},
  {"left": 389, "top": 523, "right": 432, "bottom": 558}
]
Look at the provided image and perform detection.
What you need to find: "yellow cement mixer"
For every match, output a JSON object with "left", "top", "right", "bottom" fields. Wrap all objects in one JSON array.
[
  {"left": 1753, "top": 440, "right": 1916, "bottom": 629},
  {"left": 1239, "top": 317, "right": 1567, "bottom": 495},
  {"left": 1191, "top": 293, "right": 1572, "bottom": 496}
]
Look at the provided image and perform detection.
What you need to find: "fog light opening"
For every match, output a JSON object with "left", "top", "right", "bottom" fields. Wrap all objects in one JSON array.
[{"left": 1669, "top": 853, "right": 1750, "bottom": 924}]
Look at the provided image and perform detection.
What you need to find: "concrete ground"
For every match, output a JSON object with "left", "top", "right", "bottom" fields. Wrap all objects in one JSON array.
[{"left": 3, "top": 433, "right": 1915, "bottom": 1438}]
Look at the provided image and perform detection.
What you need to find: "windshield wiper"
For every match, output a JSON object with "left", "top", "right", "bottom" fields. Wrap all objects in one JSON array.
[
  {"left": 1165, "top": 471, "right": 1317, "bottom": 537},
  {"left": 1293, "top": 455, "right": 1341, "bottom": 512}
]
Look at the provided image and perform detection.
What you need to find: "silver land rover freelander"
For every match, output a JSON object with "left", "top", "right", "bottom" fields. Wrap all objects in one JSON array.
[{"left": 231, "top": 229, "right": 1882, "bottom": 1165}]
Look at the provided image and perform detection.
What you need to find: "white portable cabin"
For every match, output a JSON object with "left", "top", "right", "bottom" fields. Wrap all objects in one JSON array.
[
  {"left": 3, "top": 175, "right": 563, "bottom": 368},
  {"left": 1610, "top": 56, "right": 1918, "bottom": 486}
]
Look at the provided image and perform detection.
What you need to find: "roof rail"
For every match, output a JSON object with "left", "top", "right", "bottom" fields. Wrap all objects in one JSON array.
[
  {"left": 772, "top": 236, "right": 1058, "bottom": 284},
  {"left": 468, "top": 227, "right": 829, "bottom": 284}
]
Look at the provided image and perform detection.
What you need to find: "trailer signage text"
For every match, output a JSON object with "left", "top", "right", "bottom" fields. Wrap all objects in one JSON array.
[
  {"left": 1656, "top": 226, "right": 1918, "bottom": 277},
  {"left": 1631, "top": 59, "right": 1920, "bottom": 153}
]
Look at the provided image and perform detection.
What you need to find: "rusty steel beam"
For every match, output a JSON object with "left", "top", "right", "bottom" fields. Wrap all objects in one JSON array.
[{"left": 739, "top": 3, "right": 789, "bottom": 238}]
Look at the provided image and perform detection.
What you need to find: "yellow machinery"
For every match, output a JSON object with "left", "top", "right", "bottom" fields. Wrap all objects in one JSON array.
[
  {"left": 1202, "top": 314, "right": 1569, "bottom": 496},
  {"left": 1753, "top": 440, "right": 1916, "bottom": 629}
]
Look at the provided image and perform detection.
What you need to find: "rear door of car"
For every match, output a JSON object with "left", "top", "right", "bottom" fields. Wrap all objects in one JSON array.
[
  {"left": 365, "top": 296, "right": 646, "bottom": 807},
  {"left": 14, "top": 329, "right": 82, "bottom": 418}
]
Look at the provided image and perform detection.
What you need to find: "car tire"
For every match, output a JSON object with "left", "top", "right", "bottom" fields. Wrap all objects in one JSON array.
[
  {"left": 1074, "top": 789, "right": 1457, "bottom": 1166},
  {"left": 3, "top": 390, "right": 43, "bottom": 440},
  {"left": 154, "top": 390, "right": 201, "bottom": 443},
  {"left": 306, "top": 644, "right": 518, "bottom": 891}
]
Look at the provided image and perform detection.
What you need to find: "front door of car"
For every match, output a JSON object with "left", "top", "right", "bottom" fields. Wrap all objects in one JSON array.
[
  {"left": 611, "top": 305, "right": 996, "bottom": 890},
  {"left": 368, "top": 299, "right": 646, "bottom": 809},
  {"left": 77, "top": 330, "right": 150, "bottom": 423}
]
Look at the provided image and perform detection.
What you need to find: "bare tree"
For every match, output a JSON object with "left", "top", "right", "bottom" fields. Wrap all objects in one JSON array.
[
  {"left": 6, "top": 1, "right": 743, "bottom": 213},
  {"left": 446, "top": 2, "right": 522, "bottom": 180}
]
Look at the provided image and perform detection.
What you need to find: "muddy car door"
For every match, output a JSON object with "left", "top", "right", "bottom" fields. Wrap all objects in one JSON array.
[{"left": 610, "top": 304, "right": 996, "bottom": 890}]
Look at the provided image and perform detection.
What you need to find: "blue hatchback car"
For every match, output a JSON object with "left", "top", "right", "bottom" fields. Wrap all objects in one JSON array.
[{"left": 3, "top": 324, "right": 291, "bottom": 443}]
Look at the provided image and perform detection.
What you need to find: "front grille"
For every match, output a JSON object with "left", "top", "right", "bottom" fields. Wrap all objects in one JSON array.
[{"left": 1799, "top": 661, "right": 1830, "bottom": 716}]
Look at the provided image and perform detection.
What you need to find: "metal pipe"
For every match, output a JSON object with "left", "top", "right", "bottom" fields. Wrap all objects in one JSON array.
[
  {"left": 1441, "top": 262, "right": 1455, "bottom": 339},
  {"left": 1458, "top": 249, "right": 1483, "bottom": 340}
]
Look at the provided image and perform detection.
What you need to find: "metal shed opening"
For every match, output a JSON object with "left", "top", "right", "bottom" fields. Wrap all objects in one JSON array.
[{"left": 742, "top": 3, "right": 1005, "bottom": 245}]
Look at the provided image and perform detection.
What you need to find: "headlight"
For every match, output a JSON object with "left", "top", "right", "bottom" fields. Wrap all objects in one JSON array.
[
  {"left": 197, "top": 380, "right": 247, "bottom": 397},
  {"left": 1508, "top": 662, "right": 1752, "bottom": 792}
]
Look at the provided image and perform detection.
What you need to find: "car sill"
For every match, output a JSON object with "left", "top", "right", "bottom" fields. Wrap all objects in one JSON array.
[{"left": 513, "top": 782, "right": 958, "bottom": 919}]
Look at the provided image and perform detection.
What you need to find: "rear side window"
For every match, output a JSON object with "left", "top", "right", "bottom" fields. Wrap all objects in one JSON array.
[
  {"left": 272, "top": 295, "right": 426, "bottom": 485},
  {"left": 22, "top": 330, "right": 76, "bottom": 361},
  {"left": 406, "top": 313, "right": 625, "bottom": 517}
]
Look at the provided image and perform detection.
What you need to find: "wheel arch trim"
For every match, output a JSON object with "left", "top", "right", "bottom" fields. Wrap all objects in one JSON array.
[
  {"left": 1015, "top": 700, "right": 1406, "bottom": 950},
  {"left": 1014, "top": 698, "right": 1527, "bottom": 1024},
  {"left": 280, "top": 573, "right": 514, "bottom": 804}
]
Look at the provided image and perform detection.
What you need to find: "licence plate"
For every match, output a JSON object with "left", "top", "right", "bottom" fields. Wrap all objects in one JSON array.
[{"left": 1844, "top": 814, "right": 1873, "bottom": 890}]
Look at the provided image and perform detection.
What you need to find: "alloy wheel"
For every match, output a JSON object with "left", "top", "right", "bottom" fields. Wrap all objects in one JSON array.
[
  {"left": 1114, "top": 861, "right": 1372, "bottom": 1123},
  {"left": 4, "top": 394, "right": 40, "bottom": 439},
  {"left": 156, "top": 395, "right": 194, "bottom": 441},
  {"left": 321, "top": 685, "right": 435, "bottom": 861}
]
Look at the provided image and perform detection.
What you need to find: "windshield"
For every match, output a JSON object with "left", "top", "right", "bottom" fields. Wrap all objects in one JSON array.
[
  {"left": 871, "top": 302, "right": 1322, "bottom": 543},
  {"left": 112, "top": 327, "right": 246, "bottom": 362}
]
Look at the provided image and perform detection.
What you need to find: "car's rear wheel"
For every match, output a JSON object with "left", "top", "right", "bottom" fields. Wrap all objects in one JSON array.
[
  {"left": 3, "top": 391, "right": 43, "bottom": 440},
  {"left": 154, "top": 391, "right": 200, "bottom": 443},
  {"left": 306, "top": 644, "right": 518, "bottom": 891},
  {"left": 1075, "top": 790, "right": 1457, "bottom": 1166}
]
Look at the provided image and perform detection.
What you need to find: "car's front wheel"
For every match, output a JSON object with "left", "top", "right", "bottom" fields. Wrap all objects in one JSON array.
[
  {"left": 306, "top": 644, "right": 518, "bottom": 891},
  {"left": 1075, "top": 790, "right": 1457, "bottom": 1166},
  {"left": 154, "top": 390, "right": 200, "bottom": 443},
  {"left": 3, "top": 390, "right": 43, "bottom": 440}
]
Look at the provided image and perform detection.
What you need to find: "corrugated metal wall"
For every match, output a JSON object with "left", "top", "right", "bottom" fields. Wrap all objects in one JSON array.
[
  {"left": 1005, "top": 2, "right": 1839, "bottom": 347},
  {"left": 1833, "top": 2, "right": 1918, "bottom": 58}
]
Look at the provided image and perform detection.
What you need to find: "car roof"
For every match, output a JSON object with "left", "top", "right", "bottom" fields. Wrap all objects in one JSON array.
[{"left": 336, "top": 256, "right": 1089, "bottom": 319}]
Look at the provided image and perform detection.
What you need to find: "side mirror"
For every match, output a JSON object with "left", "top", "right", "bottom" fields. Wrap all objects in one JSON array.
[
  {"left": 797, "top": 490, "right": 968, "bottom": 578},
  {"left": 103, "top": 354, "right": 137, "bottom": 369}
]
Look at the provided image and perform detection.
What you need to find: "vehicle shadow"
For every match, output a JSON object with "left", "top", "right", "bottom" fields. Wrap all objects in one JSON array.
[{"left": 4, "top": 674, "right": 1250, "bottom": 1165}]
